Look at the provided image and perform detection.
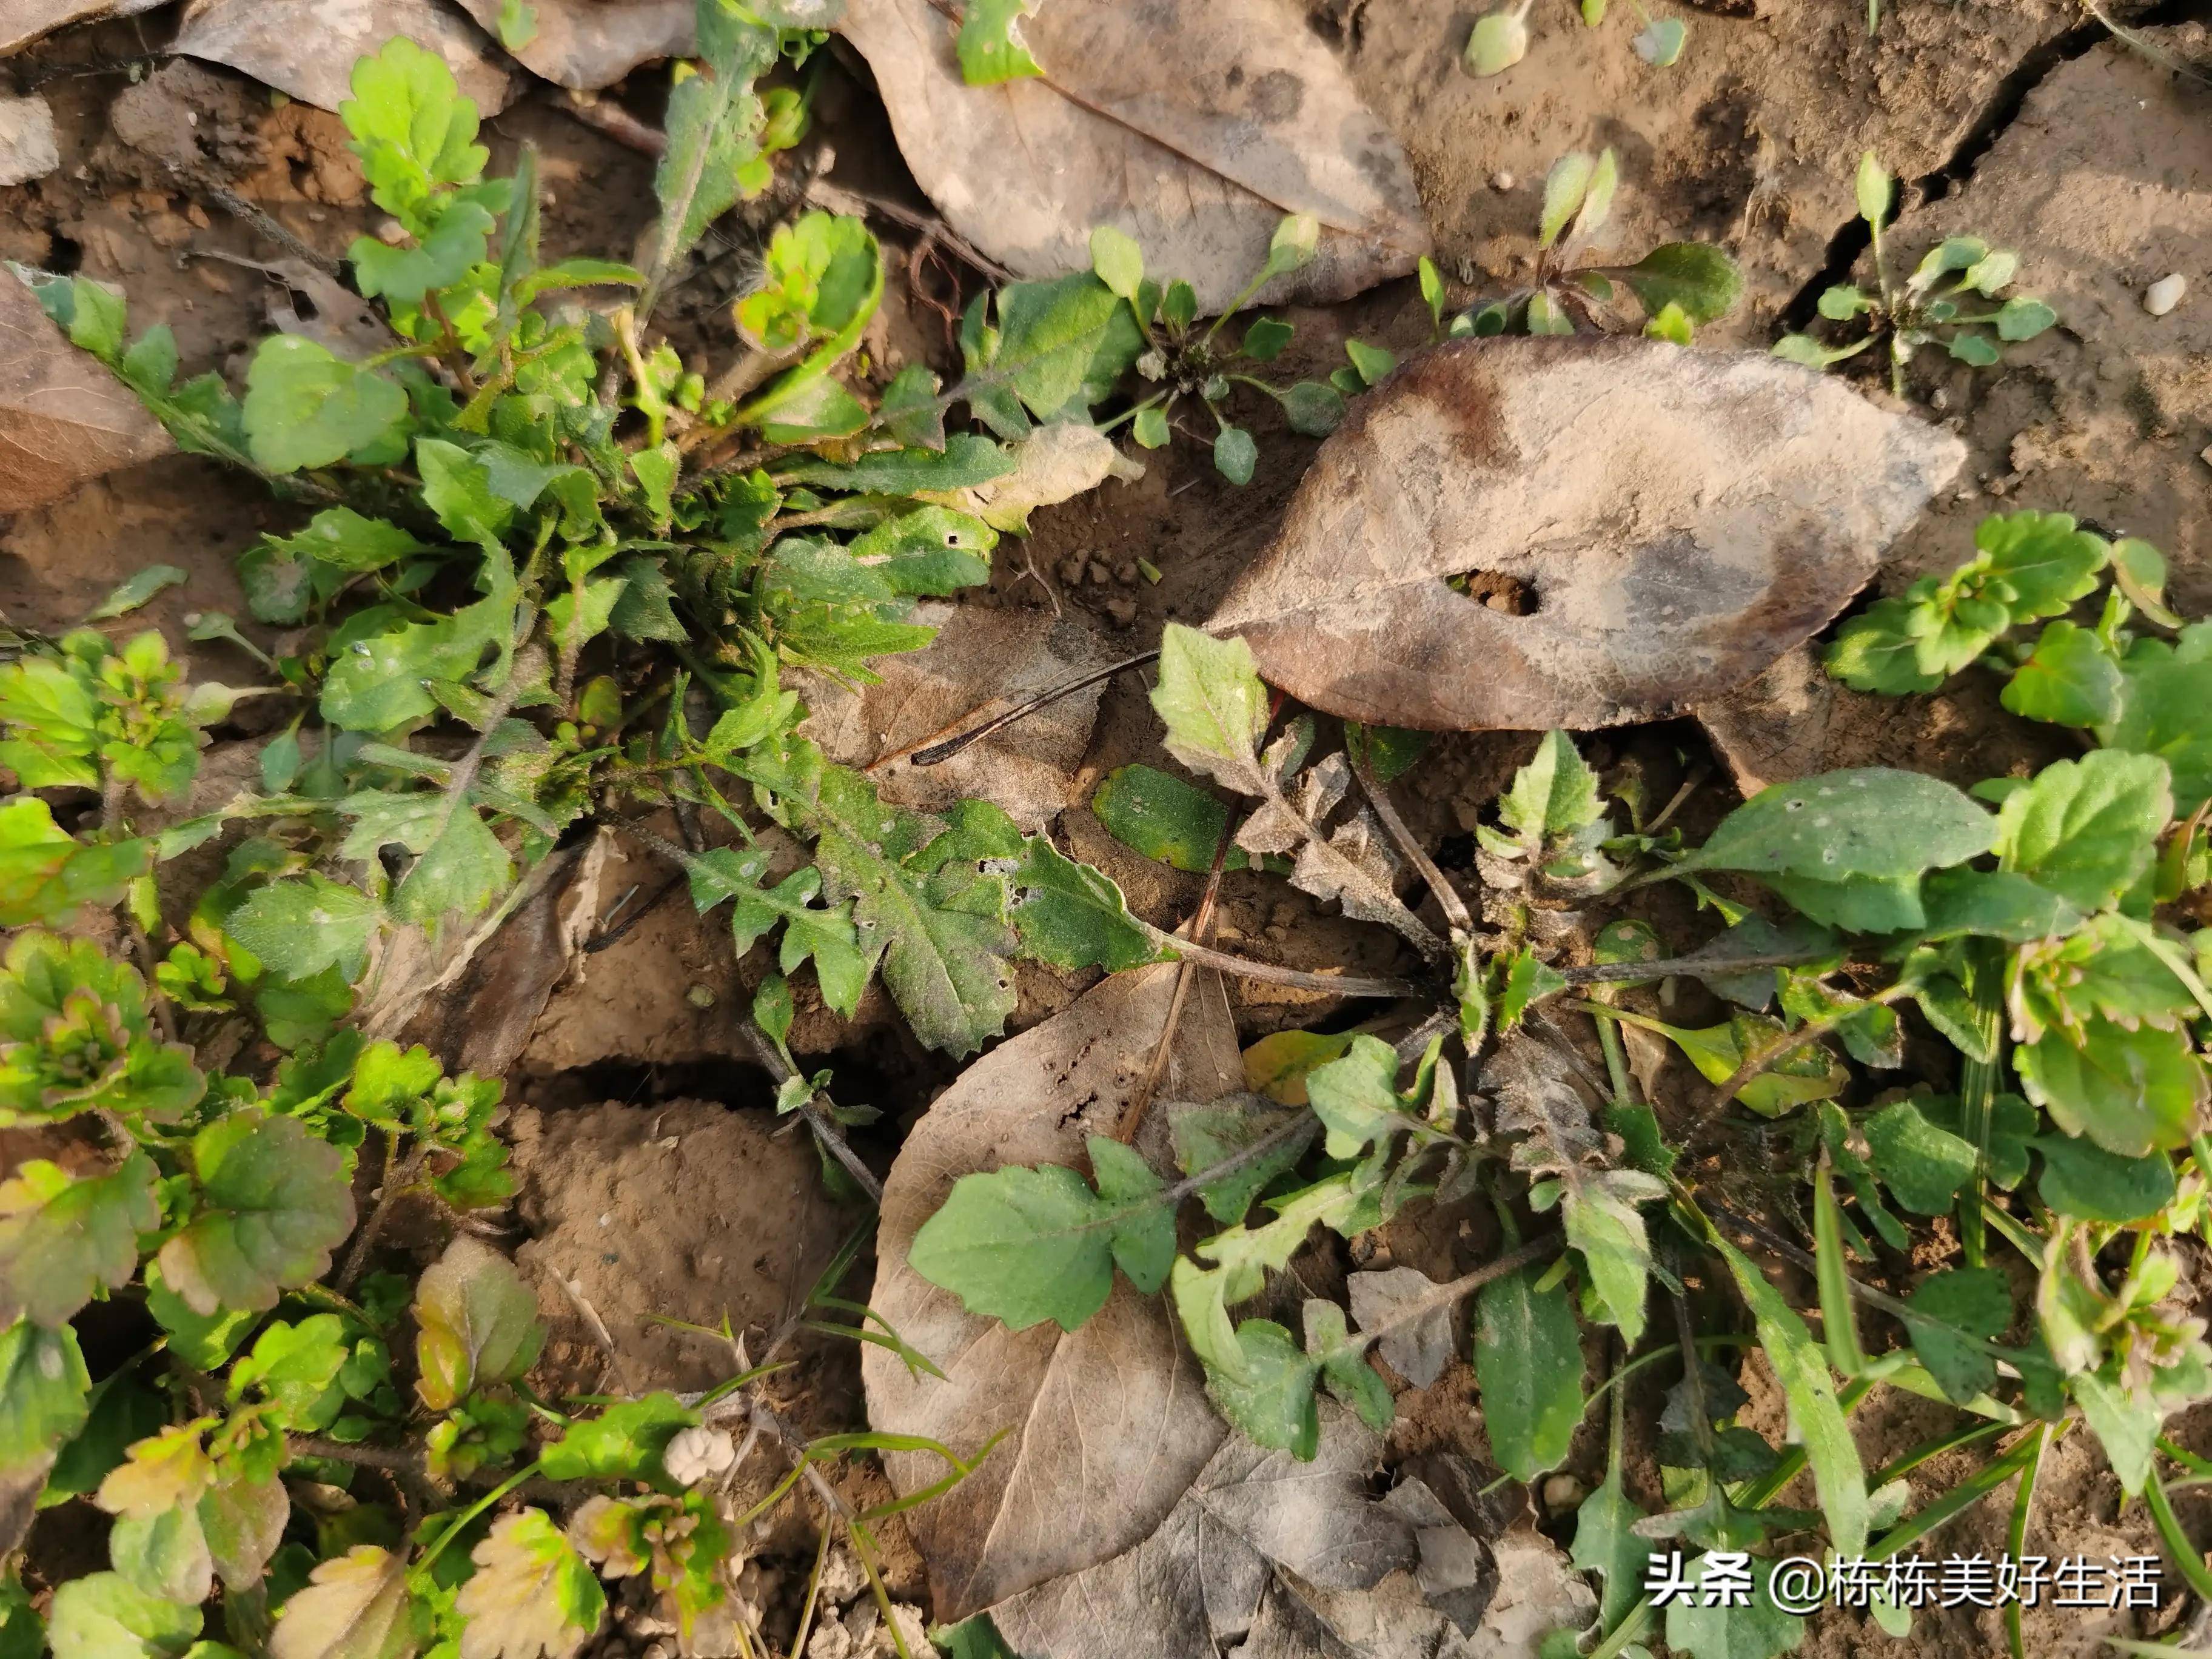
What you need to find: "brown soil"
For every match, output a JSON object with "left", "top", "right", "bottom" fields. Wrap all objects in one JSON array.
[{"left": 7, "top": 2, "right": 2212, "bottom": 1654}]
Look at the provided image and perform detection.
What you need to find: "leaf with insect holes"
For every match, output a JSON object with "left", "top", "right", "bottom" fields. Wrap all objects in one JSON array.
[
  {"left": 957, "top": 0, "right": 1042, "bottom": 83},
  {"left": 908, "top": 1136, "right": 1174, "bottom": 1332},
  {"left": 1205, "top": 339, "right": 1963, "bottom": 731},
  {"left": 1472, "top": 1256, "right": 1583, "bottom": 1481},
  {"left": 241, "top": 337, "right": 410, "bottom": 475},
  {"left": 0, "top": 1153, "right": 156, "bottom": 1331},
  {"left": 414, "top": 1238, "right": 545, "bottom": 1412},
  {"left": 156, "top": 1112, "right": 354, "bottom": 1316},
  {"left": 269, "top": 1546, "right": 414, "bottom": 1659},
  {"left": 1995, "top": 750, "right": 2170, "bottom": 914},
  {"left": 455, "top": 1509, "right": 605, "bottom": 1659},
  {"left": 1676, "top": 767, "right": 1992, "bottom": 888},
  {"left": 1712, "top": 1235, "right": 1867, "bottom": 1557},
  {"left": 1010, "top": 838, "right": 1159, "bottom": 973}
]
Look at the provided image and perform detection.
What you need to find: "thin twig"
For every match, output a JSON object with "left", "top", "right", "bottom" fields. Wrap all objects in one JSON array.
[
  {"left": 739, "top": 1018, "right": 886, "bottom": 1205},
  {"left": 1559, "top": 948, "right": 1831, "bottom": 985},
  {"left": 549, "top": 86, "right": 669, "bottom": 155},
  {"left": 1117, "top": 830, "right": 1232, "bottom": 1142},
  {"left": 335, "top": 1139, "right": 418, "bottom": 1292},
  {"left": 556, "top": 1272, "right": 642, "bottom": 1394},
  {"left": 1710, "top": 982, "right": 1912, "bottom": 1108},
  {"left": 910, "top": 651, "right": 1161, "bottom": 765},
  {"left": 1134, "top": 919, "right": 1429, "bottom": 1000},
  {"left": 1352, "top": 752, "right": 1472, "bottom": 937},
  {"left": 805, "top": 179, "right": 1016, "bottom": 281}
]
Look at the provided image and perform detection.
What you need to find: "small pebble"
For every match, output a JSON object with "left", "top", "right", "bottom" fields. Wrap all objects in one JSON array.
[
  {"left": 1489, "top": 169, "right": 1516, "bottom": 192},
  {"left": 1087, "top": 560, "right": 1111, "bottom": 586},
  {"left": 1542, "top": 1473, "right": 1589, "bottom": 1512},
  {"left": 2145, "top": 273, "right": 2188, "bottom": 317},
  {"left": 685, "top": 984, "right": 715, "bottom": 1009},
  {"left": 1058, "top": 555, "right": 1086, "bottom": 583},
  {"left": 376, "top": 217, "right": 408, "bottom": 246},
  {"left": 1115, "top": 560, "right": 1138, "bottom": 584},
  {"left": 1104, "top": 597, "right": 1138, "bottom": 627}
]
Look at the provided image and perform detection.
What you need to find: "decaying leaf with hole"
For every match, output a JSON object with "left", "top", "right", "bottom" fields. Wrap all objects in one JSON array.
[
  {"left": 863, "top": 964, "right": 1242, "bottom": 1621},
  {"left": 1206, "top": 338, "right": 1967, "bottom": 731},
  {"left": 837, "top": 0, "right": 1430, "bottom": 313},
  {"left": 0, "top": 271, "right": 171, "bottom": 512},
  {"left": 450, "top": 0, "right": 692, "bottom": 89},
  {"left": 172, "top": 0, "right": 520, "bottom": 114}
]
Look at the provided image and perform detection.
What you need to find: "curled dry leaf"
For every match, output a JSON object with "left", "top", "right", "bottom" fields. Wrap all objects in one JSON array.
[
  {"left": 1348, "top": 1267, "right": 1455, "bottom": 1389},
  {"left": 0, "top": 0, "right": 166, "bottom": 57},
  {"left": 0, "top": 271, "right": 171, "bottom": 512},
  {"left": 172, "top": 0, "right": 520, "bottom": 115},
  {"left": 862, "top": 964, "right": 1243, "bottom": 1621},
  {"left": 1205, "top": 338, "right": 1968, "bottom": 731},
  {"left": 450, "top": 0, "right": 691, "bottom": 89},
  {"left": 837, "top": 0, "right": 1430, "bottom": 312},
  {"left": 798, "top": 604, "right": 1124, "bottom": 833}
]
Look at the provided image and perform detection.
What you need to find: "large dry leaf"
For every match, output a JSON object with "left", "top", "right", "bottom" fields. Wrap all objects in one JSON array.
[
  {"left": 173, "top": 0, "right": 520, "bottom": 115},
  {"left": 1205, "top": 338, "right": 1968, "bottom": 731},
  {"left": 0, "top": 273, "right": 171, "bottom": 513},
  {"left": 451, "top": 0, "right": 691, "bottom": 89},
  {"left": 862, "top": 963, "right": 1244, "bottom": 1621},
  {"left": 0, "top": 0, "right": 166, "bottom": 57},
  {"left": 837, "top": 0, "right": 1430, "bottom": 313},
  {"left": 797, "top": 603, "right": 1123, "bottom": 833}
]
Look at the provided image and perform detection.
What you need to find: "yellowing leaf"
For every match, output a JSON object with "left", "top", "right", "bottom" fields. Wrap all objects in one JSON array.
[
  {"left": 455, "top": 1509, "right": 605, "bottom": 1659},
  {"left": 414, "top": 1237, "right": 545, "bottom": 1412},
  {"left": 271, "top": 1546, "right": 417, "bottom": 1659}
]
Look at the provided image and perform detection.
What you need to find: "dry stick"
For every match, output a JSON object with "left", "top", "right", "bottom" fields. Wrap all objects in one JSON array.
[
  {"left": 1116, "top": 825, "right": 1233, "bottom": 1143},
  {"left": 556, "top": 1272, "right": 642, "bottom": 1394},
  {"left": 805, "top": 178, "right": 1016, "bottom": 281},
  {"left": 1133, "top": 919, "right": 1428, "bottom": 1000},
  {"left": 908, "top": 649, "right": 1162, "bottom": 766},
  {"left": 335, "top": 1137, "right": 420, "bottom": 1292},
  {"left": 1351, "top": 752, "right": 1473, "bottom": 938},
  {"left": 551, "top": 85, "right": 669, "bottom": 155},
  {"left": 739, "top": 1017, "right": 887, "bottom": 1205}
]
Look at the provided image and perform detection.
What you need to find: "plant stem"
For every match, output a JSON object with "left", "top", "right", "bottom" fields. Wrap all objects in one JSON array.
[
  {"left": 1357, "top": 1232, "right": 1562, "bottom": 1349},
  {"left": 1957, "top": 939, "right": 2006, "bottom": 1268},
  {"left": 411, "top": 1459, "right": 543, "bottom": 1581},
  {"left": 1351, "top": 751, "right": 1473, "bottom": 937},
  {"left": 739, "top": 1017, "right": 885, "bottom": 1205},
  {"left": 1711, "top": 982, "right": 1912, "bottom": 1108},
  {"left": 1118, "top": 828, "right": 1234, "bottom": 1142},
  {"left": 907, "top": 651, "right": 1161, "bottom": 765},
  {"left": 2005, "top": 1421, "right": 2048, "bottom": 1659},
  {"left": 1134, "top": 920, "right": 1429, "bottom": 1000},
  {"left": 1557, "top": 948, "right": 1831, "bottom": 985}
]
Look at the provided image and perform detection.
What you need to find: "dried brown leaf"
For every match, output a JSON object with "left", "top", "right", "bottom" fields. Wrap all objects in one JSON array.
[
  {"left": 1348, "top": 1267, "right": 1455, "bottom": 1389},
  {"left": 837, "top": 0, "right": 1430, "bottom": 312},
  {"left": 173, "top": 0, "right": 518, "bottom": 114},
  {"left": 0, "top": 0, "right": 166, "bottom": 57},
  {"left": 451, "top": 0, "right": 691, "bottom": 89},
  {"left": 1206, "top": 338, "right": 1968, "bottom": 731},
  {"left": 0, "top": 273, "right": 170, "bottom": 512},
  {"left": 798, "top": 605, "right": 1124, "bottom": 834},
  {"left": 862, "top": 964, "right": 1243, "bottom": 1621}
]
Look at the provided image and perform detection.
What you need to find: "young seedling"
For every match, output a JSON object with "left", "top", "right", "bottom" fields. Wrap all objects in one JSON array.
[
  {"left": 1774, "top": 152, "right": 2057, "bottom": 395},
  {"left": 1466, "top": 0, "right": 1689, "bottom": 78},
  {"left": 1447, "top": 147, "right": 1743, "bottom": 342}
]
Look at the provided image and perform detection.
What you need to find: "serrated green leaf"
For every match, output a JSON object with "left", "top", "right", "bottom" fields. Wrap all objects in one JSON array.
[
  {"left": 2035, "top": 1134, "right": 2174, "bottom": 1222},
  {"left": 539, "top": 1393, "right": 696, "bottom": 1486},
  {"left": 267, "top": 1545, "right": 412, "bottom": 1659},
  {"left": 155, "top": 1111, "right": 355, "bottom": 1315},
  {"left": 1995, "top": 749, "right": 2171, "bottom": 913},
  {"left": 2019, "top": 1016, "right": 2203, "bottom": 1157},
  {"left": 1899, "top": 1265, "right": 2009, "bottom": 1404},
  {"left": 1200, "top": 1320, "right": 1319, "bottom": 1457},
  {"left": 1663, "top": 1555, "right": 1806, "bottom": 1659},
  {"left": 1612, "top": 242, "right": 1741, "bottom": 323},
  {"left": 2109, "top": 635, "right": 2212, "bottom": 814},
  {"left": 0, "top": 797, "right": 152, "bottom": 929},
  {"left": 226, "top": 876, "right": 380, "bottom": 983},
  {"left": 455, "top": 1509, "right": 605, "bottom": 1659},
  {"left": 390, "top": 806, "right": 512, "bottom": 930},
  {"left": 1861, "top": 1099, "right": 1975, "bottom": 1215},
  {"left": 1976, "top": 509, "right": 2107, "bottom": 620}
]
